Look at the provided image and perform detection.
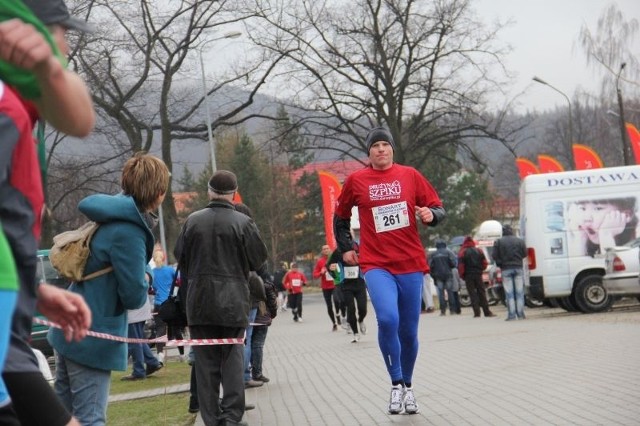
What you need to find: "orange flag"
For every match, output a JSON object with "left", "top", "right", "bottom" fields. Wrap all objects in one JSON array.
[
  {"left": 626, "top": 123, "right": 640, "bottom": 164},
  {"left": 538, "top": 155, "right": 564, "bottom": 173},
  {"left": 572, "top": 144, "right": 603, "bottom": 170},
  {"left": 317, "top": 171, "right": 342, "bottom": 250},
  {"left": 515, "top": 157, "right": 539, "bottom": 179}
]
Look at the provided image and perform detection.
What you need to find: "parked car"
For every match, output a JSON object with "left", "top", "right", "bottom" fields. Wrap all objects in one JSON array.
[
  {"left": 30, "top": 249, "right": 71, "bottom": 357},
  {"left": 603, "top": 237, "right": 640, "bottom": 300}
]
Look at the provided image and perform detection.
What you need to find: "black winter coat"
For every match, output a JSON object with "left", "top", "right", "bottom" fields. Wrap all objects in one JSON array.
[{"left": 174, "top": 200, "right": 268, "bottom": 328}]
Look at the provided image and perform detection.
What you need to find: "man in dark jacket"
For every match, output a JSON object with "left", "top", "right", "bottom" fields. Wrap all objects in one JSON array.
[
  {"left": 428, "top": 240, "right": 458, "bottom": 315},
  {"left": 174, "top": 170, "right": 269, "bottom": 426},
  {"left": 458, "top": 237, "right": 495, "bottom": 318},
  {"left": 492, "top": 224, "right": 528, "bottom": 321}
]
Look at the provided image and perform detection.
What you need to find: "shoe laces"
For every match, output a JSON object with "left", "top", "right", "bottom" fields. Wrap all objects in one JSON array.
[
  {"left": 404, "top": 387, "right": 417, "bottom": 410},
  {"left": 390, "top": 385, "right": 404, "bottom": 408}
]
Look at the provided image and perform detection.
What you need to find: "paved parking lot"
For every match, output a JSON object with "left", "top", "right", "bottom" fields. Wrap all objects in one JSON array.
[{"left": 202, "top": 292, "right": 640, "bottom": 426}]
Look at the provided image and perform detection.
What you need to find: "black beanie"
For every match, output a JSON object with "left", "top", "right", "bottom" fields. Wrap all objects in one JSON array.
[
  {"left": 365, "top": 127, "right": 395, "bottom": 152},
  {"left": 208, "top": 170, "right": 238, "bottom": 194}
]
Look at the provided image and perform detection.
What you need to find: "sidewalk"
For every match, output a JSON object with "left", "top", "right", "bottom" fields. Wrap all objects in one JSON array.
[{"left": 127, "top": 293, "right": 640, "bottom": 425}]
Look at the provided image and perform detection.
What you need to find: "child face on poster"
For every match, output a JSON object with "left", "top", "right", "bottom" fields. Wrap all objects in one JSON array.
[{"left": 567, "top": 199, "right": 635, "bottom": 249}]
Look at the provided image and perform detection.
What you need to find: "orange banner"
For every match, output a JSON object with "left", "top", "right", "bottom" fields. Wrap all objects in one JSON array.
[
  {"left": 572, "top": 144, "right": 603, "bottom": 170},
  {"left": 515, "top": 157, "right": 539, "bottom": 179},
  {"left": 538, "top": 155, "right": 564, "bottom": 173},
  {"left": 626, "top": 123, "right": 640, "bottom": 164},
  {"left": 317, "top": 171, "right": 342, "bottom": 250}
]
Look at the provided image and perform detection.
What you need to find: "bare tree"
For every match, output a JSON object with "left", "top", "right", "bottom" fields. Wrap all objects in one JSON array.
[
  {"left": 65, "top": 0, "right": 287, "bottom": 256},
  {"left": 241, "top": 0, "right": 521, "bottom": 169}
]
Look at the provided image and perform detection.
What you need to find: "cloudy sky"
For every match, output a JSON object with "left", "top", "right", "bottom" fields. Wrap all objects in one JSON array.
[{"left": 475, "top": 0, "right": 639, "bottom": 112}]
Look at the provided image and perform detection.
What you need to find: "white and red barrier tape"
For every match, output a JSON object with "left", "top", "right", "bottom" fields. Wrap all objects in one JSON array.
[{"left": 32, "top": 317, "right": 246, "bottom": 346}]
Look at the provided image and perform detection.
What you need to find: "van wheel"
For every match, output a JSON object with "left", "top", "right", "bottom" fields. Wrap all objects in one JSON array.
[
  {"left": 557, "top": 296, "right": 579, "bottom": 312},
  {"left": 573, "top": 275, "right": 612, "bottom": 313},
  {"left": 525, "top": 296, "right": 545, "bottom": 308},
  {"left": 459, "top": 295, "right": 471, "bottom": 307}
]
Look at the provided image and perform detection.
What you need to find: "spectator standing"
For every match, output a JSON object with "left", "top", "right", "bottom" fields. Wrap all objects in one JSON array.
[
  {"left": 457, "top": 237, "right": 496, "bottom": 318},
  {"left": 174, "top": 170, "right": 269, "bottom": 426},
  {"left": 273, "top": 262, "right": 288, "bottom": 312},
  {"left": 333, "top": 126, "right": 445, "bottom": 415},
  {"left": 283, "top": 263, "right": 308, "bottom": 322},
  {"left": 421, "top": 274, "right": 436, "bottom": 313},
  {"left": 492, "top": 224, "right": 528, "bottom": 321},
  {"left": 313, "top": 245, "right": 341, "bottom": 331},
  {"left": 152, "top": 250, "right": 184, "bottom": 363},
  {"left": 250, "top": 280, "right": 278, "bottom": 382},
  {"left": 428, "top": 240, "right": 458, "bottom": 316},
  {"left": 48, "top": 153, "right": 169, "bottom": 425},
  {"left": 0, "top": 2, "right": 95, "bottom": 424},
  {"left": 122, "top": 267, "right": 163, "bottom": 380},
  {"left": 235, "top": 202, "right": 267, "bottom": 389}
]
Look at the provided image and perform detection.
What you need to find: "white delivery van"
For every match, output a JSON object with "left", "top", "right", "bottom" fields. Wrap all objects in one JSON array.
[{"left": 520, "top": 165, "right": 640, "bottom": 313}]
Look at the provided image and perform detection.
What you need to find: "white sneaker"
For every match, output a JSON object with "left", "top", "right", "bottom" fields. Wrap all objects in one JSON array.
[
  {"left": 157, "top": 352, "right": 165, "bottom": 364},
  {"left": 351, "top": 333, "right": 360, "bottom": 343},
  {"left": 388, "top": 385, "right": 404, "bottom": 414},
  {"left": 359, "top": 321, "right": 367, "bottom": 335},
  {"left": 298, "top": 317, "right": 303, "bottom": 323},
  {"left": 403, "top": 387, "right": 419, "bottom": 414}
]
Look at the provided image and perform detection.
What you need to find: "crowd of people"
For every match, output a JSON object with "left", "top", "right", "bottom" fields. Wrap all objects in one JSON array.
[{"left": 0, "top": 1, "right": 531, "bottom": 424}]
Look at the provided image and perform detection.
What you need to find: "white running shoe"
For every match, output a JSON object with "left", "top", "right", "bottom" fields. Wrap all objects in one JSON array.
[
  {"left": 351, "top": 333, "right": 360, "bottom": 343},
  {"left": 403, "top": 387, "right": 419, "bottom": 414},
  {"left": 359, "top": 321, "right": 367, "bottom": 335},
  {"left": 157, "top": 352, "right": 165, "bottom": 364},
  {"left": 388, "top": 385, "right": 404, "bottom": 414}
]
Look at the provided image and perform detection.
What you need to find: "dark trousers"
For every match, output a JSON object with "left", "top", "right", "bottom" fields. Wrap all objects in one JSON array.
[
  {"left": 465, "top": 274, "right": 492, "bottom": 317},
  {"left": 153, "top": 305, "right": 184, "bottom": 355},
  {"left": 191, "top": 325, "right": 245, "bottom": 425},
  {"left": 332, "top": 285, "right": 346, "bottom": 317},
  {"left": 342, "top": 282, "right": 367, "bottom": 334},
  {"left": 289, "top": 293, "right": 303, "bottom": 319},
  {"left": 322, "top": 288, "right": 337, "bottom": 324},
  {"left": 250, "top": 325, "right": 269, "bottom": 378}
]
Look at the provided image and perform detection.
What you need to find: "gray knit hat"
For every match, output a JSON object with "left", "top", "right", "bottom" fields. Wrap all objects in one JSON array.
[
  {"left": 208, "top": 170, "right": 238, "bottom": 194},
  {"left": 365, "top": 127, "right": 395, "bottom": 152},
  {"left": 22, "top": 0, "right": 93, "bottom": 33}
]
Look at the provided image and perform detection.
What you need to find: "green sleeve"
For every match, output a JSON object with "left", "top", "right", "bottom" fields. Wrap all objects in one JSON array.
[{"left": 0, "top": 224, "right": 19, "bottom": 291}]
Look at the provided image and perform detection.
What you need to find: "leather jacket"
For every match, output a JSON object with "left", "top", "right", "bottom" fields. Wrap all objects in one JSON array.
[{"left": 174, "top": 199, "right": 268, "bottom": 328}]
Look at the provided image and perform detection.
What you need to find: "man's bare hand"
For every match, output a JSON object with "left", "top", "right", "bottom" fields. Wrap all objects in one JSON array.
[
  {"left": 415, "top": 206, "right": 434, "bottom": 224},
  {"left": 36, "top": 283, "right": 91, "bottom": 342},
  {"left": 0, "top": 19, "right": 57, "bottom": 72}
]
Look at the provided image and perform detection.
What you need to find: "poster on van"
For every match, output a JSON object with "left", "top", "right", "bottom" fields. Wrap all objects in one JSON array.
[{"left": 543, "top": 196, "right": 639, "bottom": 257}]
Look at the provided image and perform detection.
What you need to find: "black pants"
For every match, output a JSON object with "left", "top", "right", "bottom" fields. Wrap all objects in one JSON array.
[
  {"left": 289, "top": 293, "right": 303, "bottom": 319},
  {"left": 465, "top": 274, "right": 492, "bottom": 317},
  {"left": 332, "top": 285, "right": 347, "bottom": 317},
  {"left": 190, "top": 325, "right": 245, "bottom": 425},
  {"left": 342, "top": 281, "right": 367, "bottom": 334},
  {"left": 153, "top": 305, "right": 184, "bottom": 355},
  {"left": 322, "top": 288, "right": 337, "bottom": 324}
]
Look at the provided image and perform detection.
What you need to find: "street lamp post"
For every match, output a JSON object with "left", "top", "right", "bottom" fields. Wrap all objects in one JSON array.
[
  {"left": 532, "top": 76, "right": 574, "bottom": 168},
  {"left": 198, "top": 31, "right": 242, "bottom": 173},
  {"left": 615, "top": 63, "right": 631, "bottom": 166}
]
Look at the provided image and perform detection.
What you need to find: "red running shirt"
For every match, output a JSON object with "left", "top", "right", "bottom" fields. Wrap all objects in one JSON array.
[{"left": 335, "top": 164, "right": 442, "bottom": 275}]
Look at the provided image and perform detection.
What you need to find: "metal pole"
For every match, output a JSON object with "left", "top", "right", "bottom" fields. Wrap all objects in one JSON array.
[
  {"left": 532, "top": 76, "right": 574, "bottom": 168},
  {"left": 197, "top": 31, "right": 241, "bottom": 174},
  {"left": 616, "top": 63, "right": 630, "bottom": 166},
  {"left": 158, "top": 202, "right": 168, "bottom": 256},
  {"left": 199, "top": 50, "right": 217, "bottom": 174}
]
